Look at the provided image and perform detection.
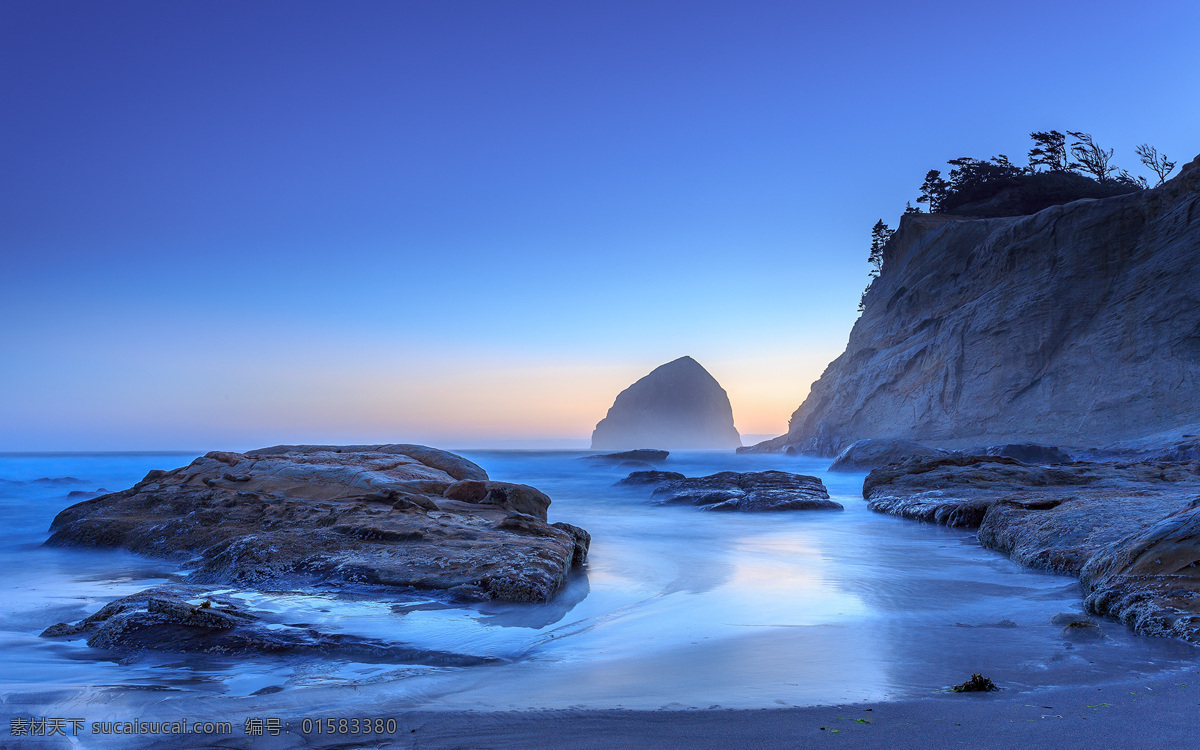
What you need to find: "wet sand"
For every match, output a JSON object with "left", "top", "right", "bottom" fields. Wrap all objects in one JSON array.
[
  {"left": 366, "top": 669, "right": 1199, "bottom": 749},
  {"left": 102, "top": 666, "right": 1197, "bottom": 749}
]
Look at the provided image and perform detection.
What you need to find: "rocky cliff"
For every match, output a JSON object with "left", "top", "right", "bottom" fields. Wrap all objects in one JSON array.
[
  {"left": 757, "top": 153, "right": 1200, "bottom": 456},
  {"left": 592, "top": 356, "right": 742, "bottom": 450}
]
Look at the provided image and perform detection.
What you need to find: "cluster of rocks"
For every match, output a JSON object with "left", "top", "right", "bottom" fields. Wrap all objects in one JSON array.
[
  {"left": 42, "top": 444, "right": 593, "bottom": 658},
  {"left": 618, "top": 469, "right": 842, "bottom": 512},
  {"left": 863, "top": 455, "right": 1200, "bottom": 642}
]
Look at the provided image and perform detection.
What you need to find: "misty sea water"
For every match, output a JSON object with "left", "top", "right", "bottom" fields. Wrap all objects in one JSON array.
[{"left": 0, "top": 450, "right": 1196, "bottom": 722}]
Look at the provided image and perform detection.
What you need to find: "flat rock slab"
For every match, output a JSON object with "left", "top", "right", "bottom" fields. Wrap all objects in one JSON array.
[
  {"left": 45, "top": 445, "right": 589, "bottom": 603},
  {"left": 645, "top": 470, "right": 841, "bottom": 512},
  {"left": 864, "top": 455, "right": 1200, "bottom": 642},
  {"left": 40, "top": 585, "right": 499, "bottom": 665},
  {"left": 583, "top": 449, "right": 670, "bottom": 464}
]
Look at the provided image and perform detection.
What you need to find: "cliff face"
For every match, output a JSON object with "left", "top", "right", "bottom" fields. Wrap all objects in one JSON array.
[
  {"left": 592, "top": 356, "right": 742, "bottom": 450},
  {"left": 761, "top": 153, "right": 1200, "bottom": 456}
]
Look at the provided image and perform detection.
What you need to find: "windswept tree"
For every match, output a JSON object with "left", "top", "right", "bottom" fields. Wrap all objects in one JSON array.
[
  {"left": 1136, "top": 144, "right": 1177, "bottom": 186},
  {"left": 989, "top": 154, "right": 1021, "bottom": 175},
  {"left": 860, "top": 219, "right": 894, "bottom": 312},
  {"left": 917, "top": 170, "right": 950, "bottom": 213},
  {"left": 868, "top": 219, "right": 893, "bottom": 277},
  {"left": 1117, "top": 169, "right": 1149, "bottom": 189},
  {"left": 1067, "top": 131, "right": 1117, "bottom": 182},
  {"left": 946, "top": 156, "right": 1022, "bottom": 191},
  {"left": 1028, "top": 130, "right": 1069, "bottom": 172},
  {"left": 903, "top": 201, "right": 922, "bottom": 215}
]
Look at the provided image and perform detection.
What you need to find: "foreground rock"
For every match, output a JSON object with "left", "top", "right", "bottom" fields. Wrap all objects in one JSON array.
[
  {"left": 46, "top": 445, "right": 589, "bottom": 603},
  {"left": 592, "top": 356, "right": 742, "bottom": 450},
  {"left": 864, "top": 456, "right": 1200, "bottom": 642},
  {"left": 40, "top": 586, "right": 498, "bottom": 666},
  {"left": 639, "top": 470, "right": 841, "bottom": 512},
  {"left": 749, "top": 153, "right": 1200, "bottom": 456},
  {"left": 827, "top": 439, "right": 950, "bottom": 472}
]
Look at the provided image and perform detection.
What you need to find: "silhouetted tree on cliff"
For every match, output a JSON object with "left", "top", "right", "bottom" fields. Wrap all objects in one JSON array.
[
  {"left": 859, "top": 220, "right": 894, "bottom": 313},
  {"left": 1136, "top": 144, "right": 1177, "bottom": 186},
  {"left": 868, "top": 220, "right": 892, "bottom": 277},
  {"left": 946, "top": 156, "right": 1023, "bottom": 195},
  {"left": 1028, "top": 131, "right": 1069, "bottom": 172},
  {"left": 869, "top": 130, "right": 1161, "bottom": 307},
  {"left": 917, "top": 170, "right": 950, "bottom": 213},
  {"left": 908, "top": 131, "right": 1146, "bottom": 218},
  {"left": 1067, "top": 131, "right": 1117, "bottom": 182}
]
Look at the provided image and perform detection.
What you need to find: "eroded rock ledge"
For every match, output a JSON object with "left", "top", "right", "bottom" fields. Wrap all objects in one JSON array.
[
  {"left": 864, "top": 456, "right": 1200, "bottom": 642},
  {"left": 46, "top": 445, "right": 590, "bottom": 603}
]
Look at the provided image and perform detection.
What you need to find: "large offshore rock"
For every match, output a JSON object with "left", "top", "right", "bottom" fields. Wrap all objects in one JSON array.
[
  {"left": 591, "top": 356, "right": 742, "bottom": 450},
  {"left": 749, "top": 154, "right": 1200, "bottom": 456},
  {"left": 863, "top": 456, "right": 1200, "bottom": 642},
  {"left": 45, "top": 445, "right": 589, "bottom": 603},
  {"left": 647, "top": 470, "right": 841, "bottom": 512}
]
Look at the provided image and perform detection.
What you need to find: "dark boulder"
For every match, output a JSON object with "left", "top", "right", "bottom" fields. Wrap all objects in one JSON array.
[
  {"left": 40, "top": 587, "right": 498, "bottom": 665},
  {"left": 442, "top": 480, "right": 551, "bottom": 521},
  {"left": 616, "top": 470, "right": 686, "bottom": 486}
]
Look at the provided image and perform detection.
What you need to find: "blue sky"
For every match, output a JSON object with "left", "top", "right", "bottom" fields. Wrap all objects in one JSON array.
[{"left": 2, "top": 0, "right": 1198, "bottom": 450}]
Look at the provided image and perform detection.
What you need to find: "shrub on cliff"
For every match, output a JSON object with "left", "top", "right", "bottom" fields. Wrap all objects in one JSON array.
[
  {"left": 858, "top": 132, "right": 1179, "bottom": 312},
  {"left": 917, "top": 132, "right": 1158, "bottom": 218},
  {"left": 942, "top": 169, "right": 1141, "bottom": 217}
]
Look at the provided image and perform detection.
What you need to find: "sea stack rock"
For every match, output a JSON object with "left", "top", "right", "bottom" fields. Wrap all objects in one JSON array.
[{"left": 591, "top": 356, "right": 741, "bottom": 450}]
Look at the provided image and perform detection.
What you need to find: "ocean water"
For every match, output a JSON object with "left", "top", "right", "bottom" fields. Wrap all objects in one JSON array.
[{"left": 0, "top": 449, "right": 1195, "bottom": 722}]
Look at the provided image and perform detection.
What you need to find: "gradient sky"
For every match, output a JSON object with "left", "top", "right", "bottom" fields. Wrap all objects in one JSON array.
[{"left": 2, "top": 0, "right": 1198, "bottom": 451}]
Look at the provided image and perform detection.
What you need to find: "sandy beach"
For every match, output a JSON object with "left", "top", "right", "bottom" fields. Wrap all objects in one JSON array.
[
  {"left": 295, "top": 668, "right": 1200, "bottom": 749},
  {"left": 36, "top": 665, "right": 1179, "bottom": 749}
]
